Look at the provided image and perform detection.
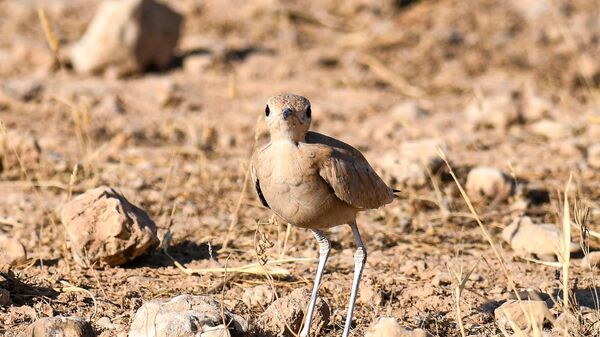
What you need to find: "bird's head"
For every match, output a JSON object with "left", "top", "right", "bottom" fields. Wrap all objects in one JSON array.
[{"left": 264, "top": 93, "right": 311, "bottom": 143}]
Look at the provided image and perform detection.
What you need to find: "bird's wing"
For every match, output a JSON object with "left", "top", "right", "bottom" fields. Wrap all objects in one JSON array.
[
  {"left": 303, "top": 131, "right": 394, "bottom": 209},
  {"left": 251, "top": 147, "right": 270, "bottom": 209}
]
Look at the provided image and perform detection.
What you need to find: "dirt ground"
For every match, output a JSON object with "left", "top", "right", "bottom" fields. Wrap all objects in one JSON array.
[{"left": 1, "top": 0, "right": 600, "bottom": 336}]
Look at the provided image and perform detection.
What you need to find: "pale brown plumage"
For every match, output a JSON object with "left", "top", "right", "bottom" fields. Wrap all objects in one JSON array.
[
  {"left": 251, "top": 93, "right": 394, "bottom": 229},
  {"left": 251, "top": 93, "right": 396, "bottom": 337}
]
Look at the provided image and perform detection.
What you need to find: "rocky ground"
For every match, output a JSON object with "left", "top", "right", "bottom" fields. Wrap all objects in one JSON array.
[{"left": 1, "top": 0, "right": 600, "bottom": 336}]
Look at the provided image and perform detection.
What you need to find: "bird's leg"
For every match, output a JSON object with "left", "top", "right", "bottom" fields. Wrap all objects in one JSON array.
[
  {"left": 342, "top": 222, "right": 367, "bottom": 337},
  {"left": 299, "top": 229, "right": 330, "bottom": 337}
]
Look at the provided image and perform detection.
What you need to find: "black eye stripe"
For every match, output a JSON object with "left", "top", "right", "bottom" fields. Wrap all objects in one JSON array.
[
  {"left": 265, "top": 105, "right": 270, "bottom": 116},
  {"left": 306, "top": 106, "right": 312, "bottom": 118}
]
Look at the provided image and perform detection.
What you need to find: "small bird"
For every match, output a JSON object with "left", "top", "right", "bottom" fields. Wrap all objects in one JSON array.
[{"left": 251, "top": 94, "right": 397, "bottom": 337}]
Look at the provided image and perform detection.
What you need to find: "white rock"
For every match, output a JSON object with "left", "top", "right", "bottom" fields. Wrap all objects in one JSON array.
[
  {"left": 60, "top": 186, "right": 159, "bottom": 267},
  {"left": 128, "top": 295, "right": 247, "bottom": 337},
  {"left": 522, "top": 94, "right": 553, "bottom": 122},
  {"left": 529, "top": 119, "right": 571, "bottom": 139},
  {"left": 0, "top": 234, "right": 27, "bottom": 266},
  {"left": 466, "top": 94, "right": 520, "bottom": 130},
  {"left": 495, "top": 300, "right": 552, "bottom": 330},
  {"left": 586, "top": 144, "right": 600, "bottom": 169},
  {"left": 465, "top": 167, "right": 514, "bottom": 202},
  {"left": 19, "top": 316, "right": 95, "bottom": 337},
  {"left": 70, "top": 0, "right": 182, "bottom": 75},
  {"left": 502, "top": 216, "right": 581, "bottom": 257},
  {"left": 378, "top": 139, "right": 445, "bottom": 188},
  {"left": 580, "top": 251, "right": 600, "bottom": 269},
  {"left": 242, "top": 284, "right": 275, "bottom": 309},
  {"left": 390, "top": 101, "right": 428, "bottom": 123},
  {"left": 365, "top": 317, "right": 432, "bottom": 337}
]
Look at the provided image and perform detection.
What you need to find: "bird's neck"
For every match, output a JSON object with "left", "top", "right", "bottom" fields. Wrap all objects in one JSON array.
[{"left": 270, "top": 129, "right": 306, "bottom": 144}]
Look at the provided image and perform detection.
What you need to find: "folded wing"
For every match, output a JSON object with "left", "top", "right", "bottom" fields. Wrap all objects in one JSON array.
[{"left": 304, "top": 131, "right": 394, "bottom": 210}]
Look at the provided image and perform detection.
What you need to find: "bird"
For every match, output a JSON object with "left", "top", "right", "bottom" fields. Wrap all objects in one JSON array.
[{"left": 251, "top": 93, "right": 397, "bottom": 337}]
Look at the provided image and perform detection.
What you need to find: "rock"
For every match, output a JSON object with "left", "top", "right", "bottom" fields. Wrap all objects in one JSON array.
[
  {"left": 256, "top": 288, "right": 330, "bottom": 337},
  {"left": 0, "top": 287, "right": 10, "bottom": 306},
  {"left": 60, "top": 186, "right": 159, "bottom": 267},
  {"left": 183, "top": 54, "right": 212, "bottom": 75},
  {"left": 0, "top": 130, "right": 42, "bottom": 175},
  {"left": 2, "top": 78, "right": 43, "bottom": 102},
  {"left": 465, "top": 166, "right": 514, "bottom": 202},
  {"left": 70, "top": 0, "right": 182, "bottom": 75},
  {"left": 378, "top": 139, "right": 445, "bottom": 188},
  {"left": 128, "top": 295, "right": 247, "bottom": 337},
  {"left": 522, "top": 94, "right": 553, "bottom": 122},
  {"left": 0, "top": 234, "right": 27, "bottom": 266},
  {"left": 390, "top": 101, "right": 428, "bottom": 123},
  {"left": 365, "top": 317, "right": 432, "bottom": 337},
  {"left": 19, "top": 316, "right": 95, "bottom": 337},
  {"left": 502, "top": 217, "right": 580, "bottom": 258},
  {"left": 96, "top": 317, "right": 116, "bottom": 330},
  {"left": 586, "top": 144, "right": 600, "bottom": 169},
  {"left": 494, "top": 300, "right": 552, "bottom": 330},
  {"left": 580, "top": 251, "right": 600, "bottom": 268},
  {"left": 466, "top": 93, "right": 520, "bottom": 130},
  {"left": 529, "top": 119, "right": 571, "bottom": 139},
  {"left": 553, "top": 312, "right": 578, "bottom": 333},
  {"left": 242, "top": 284, "right": 275, "bottom": 309}
]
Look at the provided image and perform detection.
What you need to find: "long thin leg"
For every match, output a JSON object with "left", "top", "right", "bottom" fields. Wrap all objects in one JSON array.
[
  {"left": 342, "top": 222, "right": 367, "bottom": 337},
  {"left": 299, "top": 229, "right": 330, "bottom": 337}
]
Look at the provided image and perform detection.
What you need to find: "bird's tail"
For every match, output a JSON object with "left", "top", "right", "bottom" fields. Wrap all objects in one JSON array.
[{"left": 392, "top": 189, "right": 401, "bottom": 198}]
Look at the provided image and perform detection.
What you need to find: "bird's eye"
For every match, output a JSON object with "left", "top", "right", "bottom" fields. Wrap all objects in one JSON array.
[
  {"left": 265, "top": 105, "right": 270, "bottom": 117},
  {"left": 306, "top": 106, "right": 312, "bottom": 118}
]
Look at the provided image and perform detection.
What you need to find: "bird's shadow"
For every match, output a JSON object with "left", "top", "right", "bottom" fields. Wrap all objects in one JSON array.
[
  {"left": 1, "top": 270, "right": 60, "bottom": 307},
  {"left": 125, "top": 240, "right": 219, "bottom": 268}
]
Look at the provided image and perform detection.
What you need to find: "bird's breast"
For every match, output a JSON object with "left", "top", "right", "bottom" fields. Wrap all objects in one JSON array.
[{"left": 257, "top": 141, "right": 347, "bottom": 226}]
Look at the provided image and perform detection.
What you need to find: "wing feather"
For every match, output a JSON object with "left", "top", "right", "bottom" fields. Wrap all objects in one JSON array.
[{"left": 304, "top": 132, "right": 393, "bottom": 209}]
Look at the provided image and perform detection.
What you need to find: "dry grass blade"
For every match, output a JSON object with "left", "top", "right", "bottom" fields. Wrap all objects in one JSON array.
[
  {"left": 560, "top": 174, "right": 572, "bottom": 323},
  {"left": 54, "top": 280, "right": 98, "bottom": 320},
  {"left": 448, "top": 258, "right": 481, "bottom": 337},
  {"left": 36, "top": 7, "right": 60, "bottom": 55},
  {"left": 357, "top": 53, "right": 424, "bottom": 98}
]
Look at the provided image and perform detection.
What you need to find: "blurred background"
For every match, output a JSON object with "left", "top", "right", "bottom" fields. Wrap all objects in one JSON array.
[{"left": 1, "top": 0, "right": 600, "bottom": 336}]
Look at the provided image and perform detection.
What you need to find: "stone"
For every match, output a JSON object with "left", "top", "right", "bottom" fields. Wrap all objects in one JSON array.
[
  {"left": 19, "top": 316, "right": 95, "bottom": 337},
  {"left": 256, "top": 288, "right": 330, "bottom": 337},
  {"left": 586, "top": 144, "right": 600, "bottom": 169},
  {"left": 378, "top": 139, "right": 445, "bottom": 188},
  {"left": 0, "top": 287, "right": 10, "bottom": 306},
  {"left": 60, "top": 186, "right": 159, "bottom": 267},
  {"left": 2, "top": 78, "right": 43, "bottom": 102},
  {"left": 522, "top": 94, "right": 553, "bottom": 122},
  {"left": 465, "top": 166, "right": 514, "bottom": 202},
  {"left": 183, "top": 54, "right": 212, "bottom": 75},
  {"left": 0, "top": 234, "right": 27, "bottom": 266},
  {"left": 494, "top": 300, "right": 552, "bottom": 330},
  {"left": 70, "top": 0, "right": 182, "bottom": 75},
  {"left": 365, "top": 317, "right": 432, "bottom": 337},
  {"left": 529, "top": 119, "right": 571, "bottom": 139},
  {"left": 128, "top": 295, "right": 247, "bottom": 337},
  {"left": 580, "top": 251, "right": 600, "bottom": 269},
  {"left": 390, "top": 101, "right": 428, "bottom": 123},
  {"left": 242, "top": 284, "right": 275, "bottom": 309},
  {"left": 0, "top": 130, "right": 42, "bottom": 175},
  {"left": 502, "top": 216, "right": 580, "bottom": 258},
  {"left": 466, "top": 93, "right": 520, "bottom": 130}
]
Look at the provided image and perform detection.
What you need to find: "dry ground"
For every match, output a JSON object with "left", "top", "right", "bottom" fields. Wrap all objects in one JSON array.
[{"left": 1, "top": 0, "right": 600, "bottom": 336}]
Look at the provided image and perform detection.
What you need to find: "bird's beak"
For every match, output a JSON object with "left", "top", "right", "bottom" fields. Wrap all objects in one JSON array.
[{"left": 282, "top": 108, "right": 292, "bottom": 120}]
